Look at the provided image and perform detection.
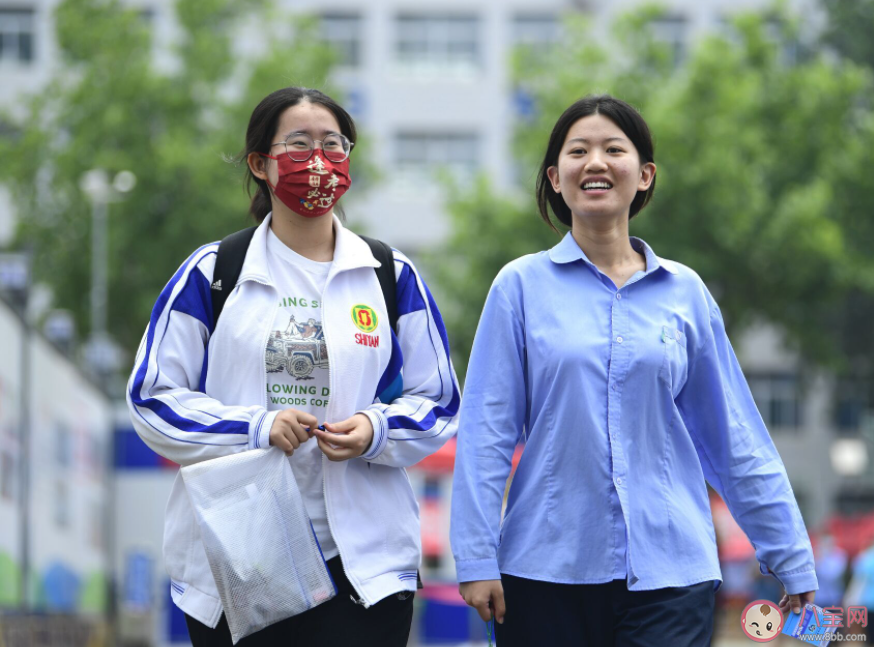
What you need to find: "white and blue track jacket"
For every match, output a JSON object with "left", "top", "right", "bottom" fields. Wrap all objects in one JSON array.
[{"left": 126, "top": 214, "right": 460, "bottom": 628}]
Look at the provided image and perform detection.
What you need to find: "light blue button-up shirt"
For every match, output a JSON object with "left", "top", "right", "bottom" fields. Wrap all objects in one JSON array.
[{"left": 450, "top": 233, "right": 818, "bottom": 594}]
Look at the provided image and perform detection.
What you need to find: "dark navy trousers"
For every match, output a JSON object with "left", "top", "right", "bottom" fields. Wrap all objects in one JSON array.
[
  {"left": 494, "top": 574, "right": 715, "bottom": 647},
  {"left": 185, "top": 556, "right": 414, "bottom": 647}
]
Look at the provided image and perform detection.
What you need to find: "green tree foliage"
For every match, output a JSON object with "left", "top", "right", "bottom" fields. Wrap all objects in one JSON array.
[
  {"left": 0, "top": 0, "right": 340, "bottom": 354},
  {"left": 431, "top": 8, "right": 874, "bottom": 379}
]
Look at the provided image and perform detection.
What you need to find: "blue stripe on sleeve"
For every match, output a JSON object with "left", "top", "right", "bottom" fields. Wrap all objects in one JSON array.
[
  {"left": 129, "top": 246, "right": 247, "bottom": 437},
  {"left": 425, "top": 285, "right": 451, "bottom": 360},
  {"left": 375, "top": 330, "right": 404, "bottom": 401},
  {"left": 131, "top": 249, "right": 206, "bottom": 402},
  {"left": 387, "top": 386, "right": 460, "bottom": 434},
  {"left": 135, "top": 394, "right": 247, "bottom": 435},
  {"left": 396, "top": 263, "right": 426, "bottom": 316},
  {"left": 377, "top": 372, "right": 404, "bottom": 405},
  {"left": 131, "top": 403, "right": 248, "bottom": 446},
  {"left": 384, "top": 260, "right": 459, "bottom": 435},
  {"left": 198, "top": 348, "right": 209, "bottom": 393},
  {"left": 171, "top": 266, "right": 214, "bottom": 333}
]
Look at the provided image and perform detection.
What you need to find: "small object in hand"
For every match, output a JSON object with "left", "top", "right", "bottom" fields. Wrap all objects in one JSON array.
[{"left": 782, "top": 603, "right": 832, "bottom": 646}]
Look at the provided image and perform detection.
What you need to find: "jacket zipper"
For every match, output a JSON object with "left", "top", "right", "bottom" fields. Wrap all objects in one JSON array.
[
  {"left": 251, "top": 273, "right": 366, "bottom": 603},
  {"left": 320, "top": 270, "right": 371, "bottom": 608}
]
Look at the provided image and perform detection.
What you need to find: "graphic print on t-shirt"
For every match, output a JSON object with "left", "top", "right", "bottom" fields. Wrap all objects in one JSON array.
[{"left": 266, "top": 306, "right": 328, "bottom": 381}]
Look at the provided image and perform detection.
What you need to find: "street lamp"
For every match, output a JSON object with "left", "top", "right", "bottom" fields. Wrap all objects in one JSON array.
[
  {"left": 79, "top": 169, "right": 136, "bottom": 382},
  {"left": 78, "top": 169, "right": 135, "bottom": 645},
  {"left": 830, "top": 438, "right": 869, "bottom": 477}
]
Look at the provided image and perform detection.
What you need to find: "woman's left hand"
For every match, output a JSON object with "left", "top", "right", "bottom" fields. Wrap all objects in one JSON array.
[{"left": 314, "top": 414, "right": 374, "bottom": 461}]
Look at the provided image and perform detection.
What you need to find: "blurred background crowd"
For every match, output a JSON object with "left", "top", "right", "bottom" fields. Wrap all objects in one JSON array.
[{"left": 1, "top": 0, "right": 874, "bottom": 644}]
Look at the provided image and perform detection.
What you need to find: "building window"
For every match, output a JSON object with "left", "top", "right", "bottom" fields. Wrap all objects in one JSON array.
[
  {"left": 718, "top": 15, "right": 797, "bottom": 66},
  {"left": 90, "top": 501, "right": 104, "bottom": 550},
  {"left": 512, "top": 14, "right": 559, "bottom": 52},
  {"left": 651, "top": 14, "right": 688, "bottom": 66},
  {"left": 395, "top": 14, "right": 480, "bottom": 73},
  {"left": 0, "top": 9, "right": 35, "bottom": 64},
  {"left": 394, "top": 132, "right": 479, "bottom": 187},
  {"left": 55, "top": 481, "right": 69, "bottom": 529},
  {"left": 89, "top": 434, "right": 105, "bottom": 477},
  {"left": 0, "top": 450, "right": 14, "bottom": 501},
  {"left": 748, "top": 373, "right": 802, "bottom": 430},
  {"left": 833, "top": 377, "right": 871, "bottom": 434},
  {"left": 320, "top": 13, "right": 362, "bottom": 68},
  {"left": 56, "top": 423, "right": 72, "bottom": 468}
]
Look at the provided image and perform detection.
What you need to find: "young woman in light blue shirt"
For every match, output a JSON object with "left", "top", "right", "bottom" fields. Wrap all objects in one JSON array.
[{"left": 450, "top": 95, "right": 818, "bottom": 646}]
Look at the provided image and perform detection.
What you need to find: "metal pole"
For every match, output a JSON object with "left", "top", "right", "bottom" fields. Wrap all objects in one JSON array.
[
  {"left": 18, "top": 262, "right": 31, "bottom": 612},
  {"left": 106, "top": 409, "right": 118, "bottom": 646},
  {"left": 91, "top": 198, "right": 108, "bottom": 337}
]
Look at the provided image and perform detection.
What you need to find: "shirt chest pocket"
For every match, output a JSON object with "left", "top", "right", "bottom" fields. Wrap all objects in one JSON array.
[{"left": 659, "top": 325, "right": 688, "bottom": 398}]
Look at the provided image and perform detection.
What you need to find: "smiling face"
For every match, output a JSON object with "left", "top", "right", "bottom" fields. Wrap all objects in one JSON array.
[
  {"left": 741, "top": 601, "right": 784, "bottom": 642},
  {"left": 546, "top": 113, "right": 656, "bottom": 224}
]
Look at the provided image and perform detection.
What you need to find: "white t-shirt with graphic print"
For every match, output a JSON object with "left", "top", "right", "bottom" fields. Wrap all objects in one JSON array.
[{"left": 264, "top": 227, "right": 338, "bottom": 560}]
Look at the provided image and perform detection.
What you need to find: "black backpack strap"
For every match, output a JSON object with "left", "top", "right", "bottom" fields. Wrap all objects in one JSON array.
[
  {"left": 360, "top": 235, "right": 398, "bottom": 336},
  {"left": 210, "top": 226, "right": 257, "bottom": 330}
]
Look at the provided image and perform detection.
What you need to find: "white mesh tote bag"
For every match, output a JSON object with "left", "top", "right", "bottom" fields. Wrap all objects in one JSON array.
[{"left": 181, "top": 448, "right": 336, "bottom": 643}]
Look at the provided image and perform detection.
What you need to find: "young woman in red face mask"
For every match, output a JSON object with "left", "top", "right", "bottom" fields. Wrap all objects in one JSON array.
[{"left": 126, "top": 87, "right": 460, "bottom": 646}]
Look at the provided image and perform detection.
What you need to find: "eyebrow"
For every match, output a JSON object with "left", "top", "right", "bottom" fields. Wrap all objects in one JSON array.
[
  {"left": 284, "top": 129, "right": 341, "bottom": 138},
  {"left": 566, "top": 137, "right": 627, "bottom": 145}
]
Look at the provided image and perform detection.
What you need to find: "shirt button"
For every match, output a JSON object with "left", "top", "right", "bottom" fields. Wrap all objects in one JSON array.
[
  {"left": 612, "top": 383, "right": 617, "bottom": 390},
  {"left": 616, "top": 293, "right": 622, "bottom": 300},
  {"left": 616, "top": 477, "right": 623, "bottom": 485},
  {"left": 616, "top": 336, "right": 623, "bottom": 343}
]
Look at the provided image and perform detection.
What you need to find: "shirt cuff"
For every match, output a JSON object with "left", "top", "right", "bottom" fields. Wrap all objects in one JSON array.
[
  {"left": 359, "top": 408, "right": 388, "bottom": 461},
  {"left": 248, "top": 410, "right": 279, "bottom": 450},
  {"left": 760, "top": 563, "right": 819, "bottom": 595},
  {"left": 455, "top": 557, "right": 502, "bottom": 583}
]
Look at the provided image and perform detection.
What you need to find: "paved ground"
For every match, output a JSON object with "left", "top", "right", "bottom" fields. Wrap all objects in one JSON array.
[
  {"left": 422, "top": 631, "right": 869, "bottom": 646},
  {"left": 433, "top": 639, "right": 867, "bottom": 646}
]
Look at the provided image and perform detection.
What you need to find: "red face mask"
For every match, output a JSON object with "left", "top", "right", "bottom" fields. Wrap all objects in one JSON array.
[{"left": 260, "top": 152, "right": 351, "bottom": 218}]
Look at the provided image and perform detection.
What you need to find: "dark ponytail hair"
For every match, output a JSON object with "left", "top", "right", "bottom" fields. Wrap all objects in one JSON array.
[
  {"left": 536, "top": 94, "right": 656, "bottom": 230},
  {"left": 243, "top": 87, "right": 357, "bottom": 223}
]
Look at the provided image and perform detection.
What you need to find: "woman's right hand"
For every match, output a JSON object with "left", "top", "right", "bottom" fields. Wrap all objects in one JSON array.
[
  {"left": 269, "top": 409, "right": 318, "bottom": 456},
  {"left": 459, "top": 580, "right": 506, "bottom": 624}
]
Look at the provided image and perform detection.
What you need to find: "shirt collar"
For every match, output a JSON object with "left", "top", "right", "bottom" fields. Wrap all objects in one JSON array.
[
  {"left": 548, "top": 232, "right": 678, "bottom": 275},
  {"left": 239, "top": 212, "right": 381, "bottom": 285}
]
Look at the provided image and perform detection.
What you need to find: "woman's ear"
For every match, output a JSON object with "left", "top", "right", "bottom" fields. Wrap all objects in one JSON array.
[
  {"left": 248, "top": 152, "right": 268, "bottom": 181},
  {"left": 546, "top": 165, "right": 561, "bottom": 193},
  {"left": 638, "top": 162, "right": 656, "bottom": 192}
]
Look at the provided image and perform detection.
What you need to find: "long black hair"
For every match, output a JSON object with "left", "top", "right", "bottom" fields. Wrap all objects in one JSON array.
[
  {"left": 536, "top": 94, "right": 656, "bottom": 230},
  {"left": 243, "top": 87, "right": 357, "bottom": 222}
]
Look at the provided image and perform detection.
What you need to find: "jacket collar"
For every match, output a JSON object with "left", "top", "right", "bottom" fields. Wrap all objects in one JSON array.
[
  {"left": 238, "top": 212, "right": 381, "bottom": 285},
  {"left": 548, "top": 232, "right": 678, "bottom": 275}
]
